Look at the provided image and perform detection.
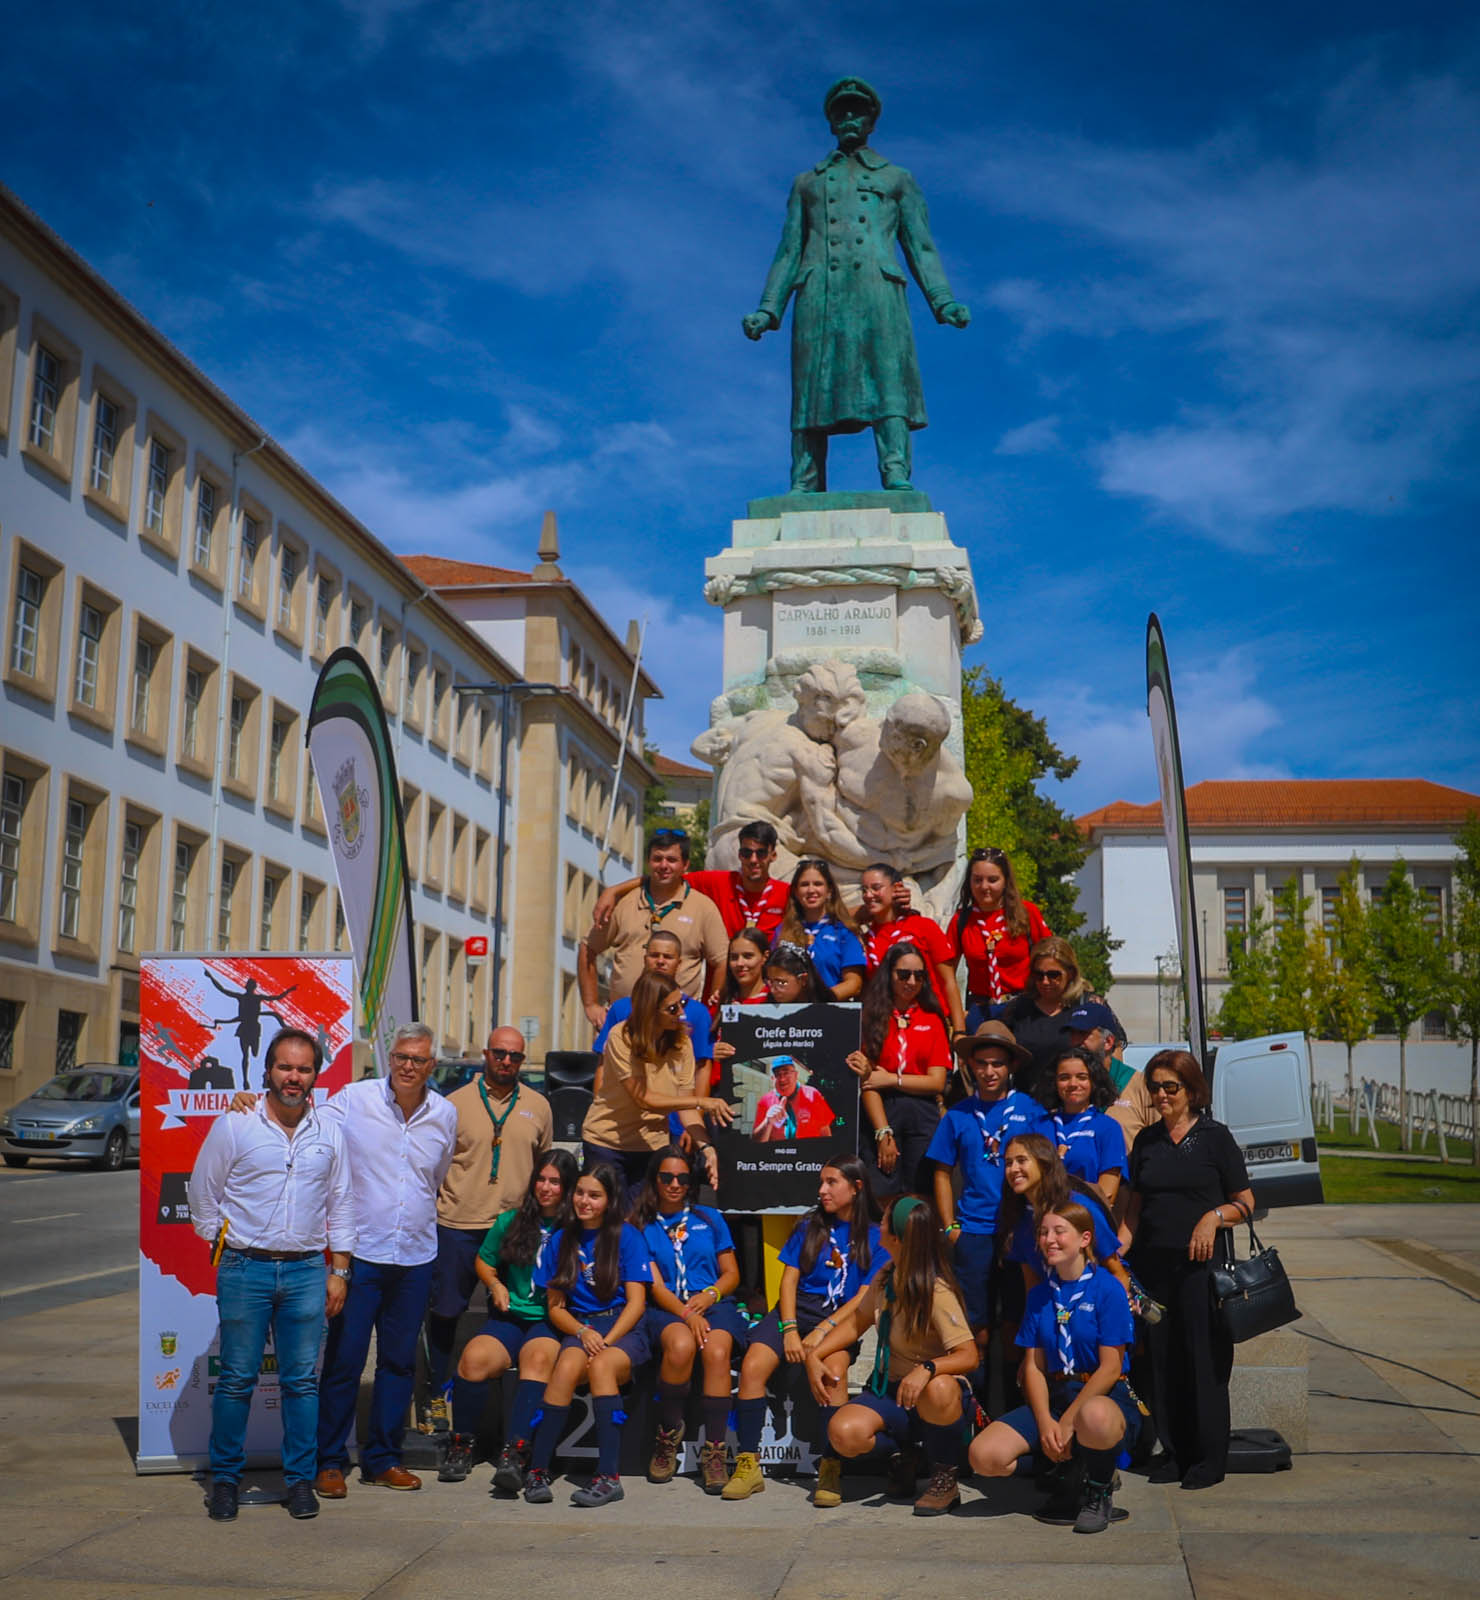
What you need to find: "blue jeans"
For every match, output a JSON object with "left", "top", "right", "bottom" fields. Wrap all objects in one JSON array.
[
  {"left": 317, "top": 1257, "right": 435, "bottom": 1478},
  {"left": 210, "top": 1251, "right": 326, "bottom": 1486}
]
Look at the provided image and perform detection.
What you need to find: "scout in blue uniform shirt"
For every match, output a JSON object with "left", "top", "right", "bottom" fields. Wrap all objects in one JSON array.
[
  {"left": 773, "top": 859, "right": 866, "bottom": 999},
  {"left": 722, "top": 1154, "right": 889, "bottom": 1506},
  {"left": 969, "top": 1202, "right": 1142, "bottom": 1534},
  {"left": 522, "top": 1164, "right": 651, "bottom": 1509},
  {"left": 629, "top": 1146, "right": 750, "bottom": 1493},
  {"left": 929, "top": 1022, "right": 1054, "bottom": 1348},
  {"left": 1047, "top": 1047, "right": 1128, "bottom": 1201}
]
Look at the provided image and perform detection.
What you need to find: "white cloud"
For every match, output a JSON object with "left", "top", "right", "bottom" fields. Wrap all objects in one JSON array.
[{"left": 995, "top": 414, "right": 1062, "bottom": 456}]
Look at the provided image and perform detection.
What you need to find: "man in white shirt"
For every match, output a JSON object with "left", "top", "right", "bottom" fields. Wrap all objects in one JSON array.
[
  {"left": 312, "top": 1022, "right": 456, "bottom": 1495},
  {"left": 189, "top": 1027, "right": 355, "bottom": 1523}
]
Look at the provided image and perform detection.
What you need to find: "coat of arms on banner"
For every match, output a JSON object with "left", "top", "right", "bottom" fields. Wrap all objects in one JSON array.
[{"left": 332, "top": 759, "right": 370, "bottom": 860}]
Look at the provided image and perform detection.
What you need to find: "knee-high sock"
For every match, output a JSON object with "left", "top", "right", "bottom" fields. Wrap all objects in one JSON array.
[
  {"left": 530, "top": 1403, "right": 569, "bottom": 1472},
  {"left": 656, "top": 1380, "right": 687, "bottom": 1431},
  {"left": 920, "top": 1419, "right": 962, "bottom": 1469},
  {"left": 507, "top": 1378, "right": 545, "bottom": 1445},
  {"left": 702, "top": 1395, "right": 730, "bottom": 1444},
  {"left": 1080, "top": 1443, "right": 1118, "bottom": 1488},
  {"left": 450, "top": 1374, "right": 486, "bottom": 1438},
  {"left": 593, "top": 1394, "right": 624, "bottom": 1477},
  {"left": 424, "top": 1313, "right": 459, "bottom": 1394},
  {"left": 736, "top": 1395, "right": 768, "bottom": 1454}
]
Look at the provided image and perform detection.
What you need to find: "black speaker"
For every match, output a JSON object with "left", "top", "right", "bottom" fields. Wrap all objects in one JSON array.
[{"left": 544, "top": 1051, "right": 599, "bottom": 1142}]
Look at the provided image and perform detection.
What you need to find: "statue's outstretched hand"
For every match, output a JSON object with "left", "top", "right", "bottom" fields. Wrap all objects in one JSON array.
[
  {"left": 742, "top": 311, "right": 773, "bottom": 341},
  {"left": 940, "top": 302, "right": 970, "bottom": 329}
]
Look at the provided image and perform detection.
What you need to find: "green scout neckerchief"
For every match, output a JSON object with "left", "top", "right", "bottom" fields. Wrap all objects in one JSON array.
[
  {"left": 866, "top": 1197, "right": 925, "bottom": 1395},
  {"left": 477, "top": 1077, "right": 521, "bottom": 1185}
]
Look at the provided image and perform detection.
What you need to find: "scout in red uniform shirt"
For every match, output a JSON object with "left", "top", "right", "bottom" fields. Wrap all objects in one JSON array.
[
  {"left": 856, "top": 862, "right": 965, "bottom": 1036},
  {"left": 945, "top": 847, "right": 1052, "bottom": 1015},
  {"left": 593, "top": 821, "right": 790, "bottom": 941}
]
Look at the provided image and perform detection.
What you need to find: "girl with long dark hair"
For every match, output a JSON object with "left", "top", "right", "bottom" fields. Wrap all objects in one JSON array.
[
  {"left": 441, "top": 1149, "right": 578, "bottom": 1489},
  {"left": 1046, "top": 1046, "right": 1127, "bottom": 1202},
  {"left": 721, "top": 1154, "right": 886, "bottom": 1508},
  {"left": 630, "top": 1146, "right": 748, "bottom": 1493},
  {"left": 846, "top": 942, "right": 951, "bottom": 1200},
  {"left": 522, "top": 1164, "right": 653, "bottom": 1508},
  {"left": 774, "top": 858, "right": 866, "bottom": 1000},
  {"left": 763, "top": 941, "right": 830, "bottom": 1004},
  {"left": 805, "top": 1195, "right": 979, "bottom": 1515},
  {"left": 946, "top": 846, "right": 1052, "bottom": 1020}
]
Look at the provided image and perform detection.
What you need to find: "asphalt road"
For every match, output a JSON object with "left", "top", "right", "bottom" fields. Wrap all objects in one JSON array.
[{"left": 0, "top": 1163, "right": 139, "bottom": 1322}]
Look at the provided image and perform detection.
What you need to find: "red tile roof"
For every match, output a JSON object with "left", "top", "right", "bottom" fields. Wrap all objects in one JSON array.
[
  {"left": 1078, "top": 779, "right": 1480, "bottom": 834},
  {"left": 653, "top": 754, "right": 710, "bottom": 780},
  {"left": 400, "top": 554, "right": 535, "bottom": 587}
]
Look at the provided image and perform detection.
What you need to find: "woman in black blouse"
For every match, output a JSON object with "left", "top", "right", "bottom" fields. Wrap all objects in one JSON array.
[{"left": 1123, "top": 1050, "right": 1254, "bottom": 1490}]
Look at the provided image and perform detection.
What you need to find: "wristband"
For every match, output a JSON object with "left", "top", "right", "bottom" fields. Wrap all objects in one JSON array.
[
  {"left": 780, "top": 1320, "right": 797, "bottom": 1332},
  {"left": 944, "top": 1222, "right": 961, "bottom": 1236}
]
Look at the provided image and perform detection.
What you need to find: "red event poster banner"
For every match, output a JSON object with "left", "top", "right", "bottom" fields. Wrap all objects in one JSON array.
[{"left": 136, "top": 953, "right": 354, "bottom": 1473}]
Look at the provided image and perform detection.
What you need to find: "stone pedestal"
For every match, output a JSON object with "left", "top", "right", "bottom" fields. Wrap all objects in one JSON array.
[
  {"left": 1229, "top": 1325, "right": 1309, "bottom": 1451},
  {"left": 695, "top": 493, "right": 979, "bottom": 916}
]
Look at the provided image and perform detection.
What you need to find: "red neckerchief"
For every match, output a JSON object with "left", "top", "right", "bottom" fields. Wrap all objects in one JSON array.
[
  {"left": 962, "top": 907, "right": 1008, "bottom": 1000},
  {"left": 732, "top": 873, "right": 777, "bottom": 927}
]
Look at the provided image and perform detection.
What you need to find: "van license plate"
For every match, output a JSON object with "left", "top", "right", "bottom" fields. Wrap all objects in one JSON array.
[{"left": 1244, "top": 1141, "right": 1298, "bottom": 1163}]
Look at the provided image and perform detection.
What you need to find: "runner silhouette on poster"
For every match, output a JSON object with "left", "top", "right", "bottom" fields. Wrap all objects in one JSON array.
[{"left": 204, "top": 973, "right": 298, "bottom": 1087}]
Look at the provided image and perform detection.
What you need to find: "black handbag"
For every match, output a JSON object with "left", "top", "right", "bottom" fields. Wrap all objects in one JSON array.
[{"left": 1209, "top": 1210, "right": 1300, "bottom": 1343}]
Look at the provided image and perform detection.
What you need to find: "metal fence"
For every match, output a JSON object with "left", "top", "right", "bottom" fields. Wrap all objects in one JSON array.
[{"left": 1318, "top": 1078, "right": 1476, "bottom": 1159}]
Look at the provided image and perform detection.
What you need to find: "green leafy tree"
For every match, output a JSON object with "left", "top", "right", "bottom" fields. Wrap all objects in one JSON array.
[
  {"left": 686, "top": 798, "right": 711, "bottom": 870},
  {"left": 1446, "top": 815, "right": 1480, "bottom": 1166},
  {"left": 959, "top": 668, "right": 1119, "bottom": 986},
  {"left": 1315, "top": 859, "right": 1376, "bottom": 1127},
  {"left": 1215, "top": 907, "right": 1277, "bottom": 1038},
  {"left": 1369, "top": 860, "right": 1450, "bottom": 1149},
  {"left": 1268, "top": 879, "right": 1325, "bottom": 1036}
]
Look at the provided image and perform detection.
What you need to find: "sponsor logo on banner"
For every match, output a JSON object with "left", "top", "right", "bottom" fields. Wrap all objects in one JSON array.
[
  {"left": 332, "top": 759, "right": 370, "bottom": 860},
  {"left": 155, "top": 1368, "right": 181, "bottom": 1390},
  {"left": 159, "top": 1332, "right": 178, "bottom": 1357}
]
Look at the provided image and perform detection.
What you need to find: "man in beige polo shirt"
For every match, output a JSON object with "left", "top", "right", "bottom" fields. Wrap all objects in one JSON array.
[
  {"left": 422, "top": 1024, "right": 552, "bottom": 1425},
  {"left": 578, "top": 829, "right": 727, "bottom": 1030}
]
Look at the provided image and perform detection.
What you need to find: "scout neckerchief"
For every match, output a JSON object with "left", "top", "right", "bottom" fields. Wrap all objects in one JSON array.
[
  {"left": 644, "top": 879, "right": 689, "bottom": 925},
  {"left": 733, "top": 875, "right": 777, "bottom": 928},
  {"left": 824, "top": 1224, "right": 850, "bottom": 1307},
  {"left": 885, "top": 1005, "right": 917, "bottom": 1076},
  {"left": 959, "top": 907, "right": 1007, "bottom": 1000},
  {"left": 970, "top": 1093, "right": 1009, "bottom": 1161},
  {"left": 660, "top": 1206, "right": 693, "bottom": 1298},
  {"left": 1047, "top": 1262, "right": 1096, "bottom": 1373},
  {"left": 865, "top": 1270, "right": 897, "bottom": 1396},
  {"left": 1053, "top": 1107, "right": 1092, "bottom": 1157},
  {"left": 476, "top": 1078, "right": 521, "bottom": 1185}
]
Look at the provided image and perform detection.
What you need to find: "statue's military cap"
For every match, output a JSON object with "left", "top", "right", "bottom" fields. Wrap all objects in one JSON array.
[{"left": 823, "top": 77, "right": 882, "bottom": 118}]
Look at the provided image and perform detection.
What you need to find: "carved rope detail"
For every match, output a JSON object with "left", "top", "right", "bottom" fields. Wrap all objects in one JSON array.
[{"left": 703, "top": 564, "right": 983, "bottom": 644}]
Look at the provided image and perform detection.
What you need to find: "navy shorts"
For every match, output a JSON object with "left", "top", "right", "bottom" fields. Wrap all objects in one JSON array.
[
  {"left": 428, "top": 1224, "right": 487, "bottom": 1320},
  {"left": 557, "top": 1307, "right": 651, "bottom": 1368},
  {"left": 846, "top": 1377, "right": 977, "bottom": 1447},
  {"left": 476, "top": 1316, "right": 559, "bottom": 1360},
  {"left": 749, "top": 1294, "right": 859, "bottom": 1362},
  {"left": 996, "top": 1376, "right": 1141, "bottom": 1452},
  {"left": 643, "top": 1298, "right": 751, "bottom": 1350}
]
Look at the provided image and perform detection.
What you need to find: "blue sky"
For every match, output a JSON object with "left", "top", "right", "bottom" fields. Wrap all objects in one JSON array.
[{"left": 10, "top": 0, "right": 1479, "bottom": 813}]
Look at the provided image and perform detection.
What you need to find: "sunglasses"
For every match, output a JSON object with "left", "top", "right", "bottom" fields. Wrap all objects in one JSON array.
[
  {"left": 895, "top": 969, "right": 926, "bottom": 983},
  {"left": 661, "top": 1000, "right": 685, "bottom": 1015},
  {"left": 737, "top": 845, "right": 770, "bottom": 860},
  {"left": 650, "top": 828, "right": 688, "bottom": 844},
  {"left": 486, "top": 1047, "right": 525, "bottom": 1063},
  {"left": 1034, "top": 969, "right": 1067, "bottom": 982},
  {"left": 657, "top": 1170, "right": 689, "bottom": 1184},
  {"left": 1149, "top": 1080, "right": 1185, "bottom": 1096}
]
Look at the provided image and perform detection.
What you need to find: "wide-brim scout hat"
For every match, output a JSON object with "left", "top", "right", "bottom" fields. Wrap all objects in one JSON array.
[{"left": 951, "top": 1018, "right": 1032, "bottom": 1068}]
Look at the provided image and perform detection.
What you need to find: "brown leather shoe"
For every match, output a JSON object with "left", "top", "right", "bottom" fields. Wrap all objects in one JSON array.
[
  {"left": 313, "top": 1467, "right": 348, "bottom": 1499},
  {"left": 362, "top": 1465, "right": 422, "bottom": 1491}
]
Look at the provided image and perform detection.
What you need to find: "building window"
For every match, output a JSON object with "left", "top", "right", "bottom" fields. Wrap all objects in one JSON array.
[
  {"left": 74, "top": 602, "right": 103, "bottom": 708},
  {"left": 0, "top": 998, "right": 16, "bottom": 1072},
  {"left": 131, "top": 637, "right": 154, "bottom": 733},
  {"left": 118, "top": 820, "right": 142, "bottom": 954},
  {"left": 145, "top": 439, "right": 171, "bottom": 535},
  {"left": 278, "top": 547, "right": 299, "bottom": 628},
  {"left": 0, "top": 773, "right": 22, "bottom": 923},
  {"left": 194, "top": 478, "right": 216, "bottom": 567},
  {"left": 1320, "top": 887, "right": 1339, "bottom": 936},
  {"left": 182, "top": 667, "right": 203, "bottom": 761},
  {"left": 261, "top": 872, "right": 280, "bottom": 949},
  {"left": 218, "top": 858, "right": 236, "bottom": 950},
  {"left": 228, "top": 692, "right": 247, "bottom": 781},
  {"left": 1223, "top": 886, "right": 1248, "bottom": 961},
  {"left": 11, "top": 565, "right": 42, "bottom": 677},
  {"left": 56, "top": 1010, "right": 84, "bottom": 1074},
  {"left": 1422, "top": 1009, "right": 1449, "bottom": 1040},
  {"left": 269, "top": 714, "right": 289, "bottom": 803},
  {"left": 333, "top": 896, "right": 346, "bottom": 952},
  {"left": 350, "top": 597, "right": 368, "bottom": 650},
  {"left": 379, "top": 629, "right": 395, "bottom": 696},
  {"left": 171, "top": 840, "right": 191, "bottom": 951},
  {"left": 90, "top": 393, "right": 118, "bottom": 496},
  {"left": 59, "top": 799, "right": 87, "bottom": 941},
  {"left": 314, "top": 577, "right": 332, "bottom": 654},
  {"left": 28, "top": 345, "right": 60, "bottom": 452},
  {"left": 1269, "top": 881, "right": 1292, "bottom": 927},
  {"left": 239, "top": 516, "right": 259, "bottom": 600},
  {"left": 403, "top": 648, "right": 423, "bottom": 722},
  {"left": 1421, "top": 886, "right": 1444, "bottom": 938}
]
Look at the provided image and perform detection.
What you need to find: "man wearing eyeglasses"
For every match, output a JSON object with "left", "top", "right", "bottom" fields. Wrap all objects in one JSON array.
[
  {"left": 592, "top": 820, "right": 792, "bottom": 941},
  {"left": 579, "top": 830, "right": 728, "bottom": 1029},
  {"left": 423, "top": 1024, "right": 552, "bottom": 1431}
]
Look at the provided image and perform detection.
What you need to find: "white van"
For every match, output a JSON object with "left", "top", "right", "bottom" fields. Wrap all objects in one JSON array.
[{"left": 1121, "top": 1032, "right": 1323, "bottom": 1209}]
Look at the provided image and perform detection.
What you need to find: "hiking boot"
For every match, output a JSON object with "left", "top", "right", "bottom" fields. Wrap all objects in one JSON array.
[
  {"left": 648, "top": 1423, "right": 683, "bottom": 1484},
  {"left": 1074, "top": 1482, "right": 1130, "bottom": 1534},
  {"left": 720, "top": 1451, "right": 765, "bottom": 1500},
  {"left": 570, "top": 1473, "right": 625, "bottom": 1507},
  {"left": 913, "top": 1464, "right": 960, "bottom": 1516},
  {"left": 699, "top": 1439, "right": 729, "bottom": 1495},
  {"left": 1033, "top": 1460, "right": 1084, "bottom": 1525},
  {"left": 522, "top": 1467, "right": 553, "bottom": 1504},
  {"left": 438, "top": 1433, "right": 475, "bottom": 1483},
  {"left": 492, "top": 1440, "right": 527, "bottom": 1495},
  {"left": 812, "top": 1455, "right": 842, "bottom": 1508},
  {"left": 885, "top": 1442, "right": 924, "bottom": 1498}
]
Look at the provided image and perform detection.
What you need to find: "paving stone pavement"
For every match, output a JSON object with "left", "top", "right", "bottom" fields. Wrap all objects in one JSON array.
[{"left": 1, "top": 1204, "right": 1477, "bottom": 1599}]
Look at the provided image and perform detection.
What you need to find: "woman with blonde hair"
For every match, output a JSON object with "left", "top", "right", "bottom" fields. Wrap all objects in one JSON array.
[
  {"left": 581, "top": 970, "right": 734, "bottom": 1198},
  {"left": 1003, "top": 937, "right": 1119, "bottom": 1095}
]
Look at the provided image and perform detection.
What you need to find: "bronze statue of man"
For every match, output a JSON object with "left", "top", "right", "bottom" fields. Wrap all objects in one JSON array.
[{"left": 743, "top": 77, "right": 969, "bottom": 493}]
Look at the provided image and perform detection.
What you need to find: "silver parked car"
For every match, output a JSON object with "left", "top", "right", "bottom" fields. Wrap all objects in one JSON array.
[{"left": 0, "top": 1065, "right": 141, "bottom": 1171}]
